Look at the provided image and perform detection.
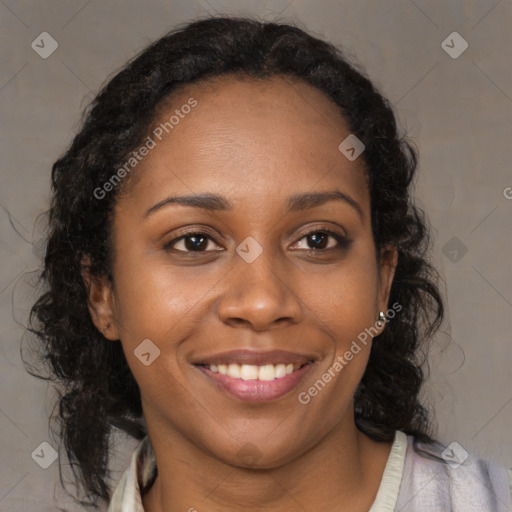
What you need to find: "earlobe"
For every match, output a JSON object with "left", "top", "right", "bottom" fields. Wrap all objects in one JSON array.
[{"left": 81, "top": 255, "right": 119, "bottom": 340}]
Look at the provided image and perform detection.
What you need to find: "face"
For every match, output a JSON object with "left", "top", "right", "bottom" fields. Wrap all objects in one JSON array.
[{"left": 86, "top": 74, "right": 397, "bottom": 468}]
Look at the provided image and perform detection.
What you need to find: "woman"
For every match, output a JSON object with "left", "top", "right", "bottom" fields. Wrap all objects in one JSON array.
[{"left": 26, "top": 16, "right": 511, "bottom": 512}]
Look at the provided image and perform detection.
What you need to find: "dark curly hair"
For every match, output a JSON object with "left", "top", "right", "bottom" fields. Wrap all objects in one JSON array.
[{"left": 23, "top": 15, "right": 444, "bottom": 510}]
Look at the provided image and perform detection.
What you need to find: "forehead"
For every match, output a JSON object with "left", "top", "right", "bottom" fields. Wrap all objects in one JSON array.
[
  {"left": 163, "top": 74, "right": 355, "bottom": 160},
  {"left": 119, "top": 74, "right": 369, "bottom": 215}
]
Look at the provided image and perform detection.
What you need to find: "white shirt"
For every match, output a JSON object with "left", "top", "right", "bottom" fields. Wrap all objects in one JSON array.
[{"left": 108, "top": 430, "right": 512, "bottom": 511}]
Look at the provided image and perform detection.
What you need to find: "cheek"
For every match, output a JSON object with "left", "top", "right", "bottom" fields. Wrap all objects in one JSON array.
[
  {"left": 112, "top": 238, "right": 213, "bottom": 342},
  {"left": 110, "top": 237, "right": 233, "bottom": 403},
  {"left": 302, "top": 243, "right": 380, "bottom": 341},
  {"left": 110, "top": 256, "right": 207, "bottom": 415},
  {"left": 296, "top": 242, "right": 379, "bottom": 393}
]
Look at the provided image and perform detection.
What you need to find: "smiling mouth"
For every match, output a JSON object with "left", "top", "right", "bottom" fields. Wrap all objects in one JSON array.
[
  {"left": 192, "top": 349, "right": 317, "bottom": 401},
  {"left": 197, "top": 362, "right": 308, "bottom": 381},
  {"left": 194, "top": 360, "right": 314, "bottom": 402}
]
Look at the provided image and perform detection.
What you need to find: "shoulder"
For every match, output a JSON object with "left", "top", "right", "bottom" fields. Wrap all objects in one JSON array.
[{"left": 396, "top": 433, "right": 512, "bottom": 511}]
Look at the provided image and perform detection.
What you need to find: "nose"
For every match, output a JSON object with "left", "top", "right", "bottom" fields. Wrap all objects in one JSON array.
[{"left": 216, "top": 251, "right": 303, "bottom": 332}]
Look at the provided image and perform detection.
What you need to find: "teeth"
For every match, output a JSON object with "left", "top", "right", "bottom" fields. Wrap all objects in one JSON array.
[
  {"left": 240, "top": 365, "right": 259, "bottom": 380},
  {"left": 227, "top": 363, "right": 241, "bottom": 378},
  {"left": 258, "top": 364, "right": 276, "bottom": 381},
  {"left": 207, "top": 362, "right": 303, "bottom": 381},
  {"left": 275, "top": 364, "right": 286, "bottom": 378}
]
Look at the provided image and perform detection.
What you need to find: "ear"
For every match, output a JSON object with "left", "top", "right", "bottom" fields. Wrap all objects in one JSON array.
[
  {"left": 81, "top": 255, "right": 119, "bottom": 340},
  {"left": 377, "top": 245, "right": 398, "bottom": 314}
]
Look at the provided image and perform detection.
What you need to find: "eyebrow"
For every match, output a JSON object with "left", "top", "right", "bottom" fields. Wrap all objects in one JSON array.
[{"left": 143, "top": 189, "right": 364, "bottom": 221}]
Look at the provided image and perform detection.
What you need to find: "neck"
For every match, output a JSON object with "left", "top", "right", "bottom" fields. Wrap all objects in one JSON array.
[{"left": 141, "top": 409, "right": 392, "bottom": 512}]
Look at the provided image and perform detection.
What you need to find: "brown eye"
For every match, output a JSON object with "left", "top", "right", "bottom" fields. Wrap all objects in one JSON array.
[
  {"left": 163, "top": 232, "right": 220, "bottom": 253},
  {"left": 293, "top": 230, "right": 351, "bottom": 252}
]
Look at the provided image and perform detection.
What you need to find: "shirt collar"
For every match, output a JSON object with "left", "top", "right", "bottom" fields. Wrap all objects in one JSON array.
[{"left": 107, "top": 435, "right": 157, "bottom": 512}]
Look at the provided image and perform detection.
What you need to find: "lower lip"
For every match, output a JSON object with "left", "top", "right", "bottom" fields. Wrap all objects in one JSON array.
[{"left": 196, "top": 363, "right": 313, "bottom": 402}]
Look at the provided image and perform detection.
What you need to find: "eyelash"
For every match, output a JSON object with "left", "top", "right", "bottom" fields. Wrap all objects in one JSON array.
[{"left": 163, "top": 228, "right": 352, "bottom": 255}]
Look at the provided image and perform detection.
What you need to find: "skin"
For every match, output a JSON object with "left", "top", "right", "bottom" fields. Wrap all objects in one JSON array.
[{"left": 84, "top": 74, "right": 398, "bottom": 512}]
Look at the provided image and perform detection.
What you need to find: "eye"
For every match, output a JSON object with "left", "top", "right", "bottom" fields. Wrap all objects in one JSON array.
[
  {"left": 292, "top": 229, "right": 351, "bottom": 252},
  {"left": 163, "top": 231, "right": 221, "bottom": 253}
]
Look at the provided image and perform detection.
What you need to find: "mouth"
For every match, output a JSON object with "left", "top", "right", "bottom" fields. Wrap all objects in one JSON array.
[{"left": 193, "top": 350, "right": 316, "bottom": 402}]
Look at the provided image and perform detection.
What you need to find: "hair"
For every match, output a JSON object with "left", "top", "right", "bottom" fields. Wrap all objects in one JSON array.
[{"left": 24, "top": 15, "right": 444, "bottom": 509}]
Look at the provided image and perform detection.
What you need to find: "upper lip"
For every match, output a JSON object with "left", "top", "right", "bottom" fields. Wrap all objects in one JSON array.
[{"left": 193, "top": 349, "right": 316, "bottom": 366}]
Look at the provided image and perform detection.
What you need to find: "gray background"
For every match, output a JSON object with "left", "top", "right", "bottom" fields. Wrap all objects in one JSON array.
[{"left": 1, "top": 0, "right": 511, "bottom": 510}]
